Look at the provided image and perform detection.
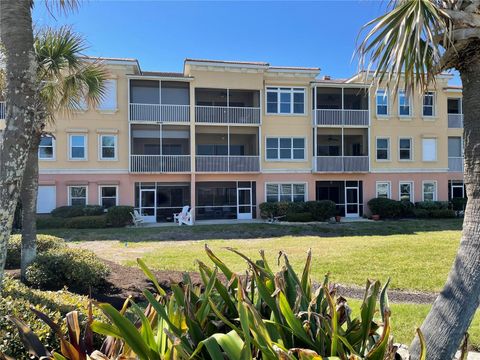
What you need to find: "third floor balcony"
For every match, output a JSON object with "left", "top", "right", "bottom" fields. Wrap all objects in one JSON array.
[
  {"left": 195, "top": 88, "right": 261, "bottom": 125},
  {"left": 314, "top": 87, "right": 369, "bottom": 126}
]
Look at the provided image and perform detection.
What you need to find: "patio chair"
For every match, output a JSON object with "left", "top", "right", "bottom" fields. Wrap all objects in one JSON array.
[
  {"left": 130, "top": 210, "right": 145, "bottom": 227},
  {"left": 174, "top": 205, "right": 193, "bottom": 226}
]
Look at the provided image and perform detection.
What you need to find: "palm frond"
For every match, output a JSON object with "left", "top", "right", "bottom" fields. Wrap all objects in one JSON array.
[
  {"left": 43, "top": 0, "right": 79, "bottom": 18},
  {"left": 356, "top": 0, "right": 452, "bottom": 93}
]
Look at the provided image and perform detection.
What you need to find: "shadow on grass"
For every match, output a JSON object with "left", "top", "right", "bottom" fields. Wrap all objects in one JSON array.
[{"left": 40, "top": 218, "right": 464, "bottom": 243}]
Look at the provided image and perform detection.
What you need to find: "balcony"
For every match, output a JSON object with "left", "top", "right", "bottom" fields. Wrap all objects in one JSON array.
[
  {"left": 130, "top": 155, "right": 190, "bottom": 173},
  {"left": 196, "top": 155, "right": 260, "bottom": 172},
  {"left": 0, "top": 101, "right": 5, "bottom": 119},
  {"left": 448, "top": 114, "right": 463, "bottom": 128},
  {"left": 130, "top": 104, "right": 190, "bottom": 123},
  {"left": 315, "top": 156, "right": 369, "bottom": 172},
  {"left": 315, "top": 109, "right": 369, "bottom": 126},
  {"left": 195, "top": 88, "right": 261, "bottom": 124},
  {"left": 448, "top": 157, "right": 464, "bottom": 172}
]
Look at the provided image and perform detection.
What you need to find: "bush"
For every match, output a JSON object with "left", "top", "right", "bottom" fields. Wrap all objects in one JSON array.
[
  {"left": 0, "top": 276, "right": 103, "bottom": 359},
  {"left": 6, "top": 234, "right": 65, "bottom": 269},
  {"left": 65, "top": 215, "right": 107, "bottom": 229},
  {"left": 415, "top": 201, "right": 449, "bottom": 211},
  {"left": 259, "top": 202, "right": 277, "bottom": 218},
  {"left": 413, "top": 208, "right": 430, "bottom": 218},
  {"left": 285, "top": 212, "right": 313, "bottom": 222},
  {"left": 430, "top": 209, "right": 456, "bottom": 218},
  {"left": 82, "top": 205, "right": 105, "bottom": 216},
  {"left": 367, "top": 197, "right": 403, "bottom": 218},
  {"left": 106, "top": 206, "right": 134, "bottom": 227},
  {"left": 451, "top": 197, "right": 467, "bottom": 211},
  {"left": 25, "top": 247, "right": 110, "bottom": 293},
  {"left": 51, "top": 205, "right": 105, "bottom": 218},
  {"left": 36, "top": 216, "right": 67, "bottom": 229},
  {"left": 286, "top": 201, "right": 307, "bottom": 214},
  {"left": 305, "top": 200, "right": 337, "bottom": 221},
  {"left": 400, "top": 200, "right": 415, "bottom": 217}
]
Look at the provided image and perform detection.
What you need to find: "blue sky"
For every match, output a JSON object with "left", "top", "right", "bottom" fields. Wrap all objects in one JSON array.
[{"left": 34, "top": 1, "right": 459, "bottom": 84}]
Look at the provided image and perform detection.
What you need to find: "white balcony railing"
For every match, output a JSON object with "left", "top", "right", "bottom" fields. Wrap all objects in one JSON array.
[
  {"left": 129, "top": 103, "right": 190, "bottom": 123},
  {"left": 195, "top": 106, "right": 261, "bottom": 124},
  {"left": 448, "top": 156, "right": 464, "bottom": 172},
  {"left": 315, "top": 156, "right": 369, "bottom": 172},
  {"left": 316, "top": 109, "right": 369, "bottom": 126},
  {"left": 195, "top": 155, "right": 260, "bottom": 172},
  {"left": 0, "top": 101, "right": 5, "bottom": 120},
  {"left": 130, "top": 155, "right": 191, "bottom": 173},
  {"left": 448, "top": 114, "right": 463, "bottom": 128}
]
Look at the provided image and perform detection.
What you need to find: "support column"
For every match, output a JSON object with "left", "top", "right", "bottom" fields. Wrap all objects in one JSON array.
[{"left": 190, "top": 173, "right": 196, "bottom": 221}]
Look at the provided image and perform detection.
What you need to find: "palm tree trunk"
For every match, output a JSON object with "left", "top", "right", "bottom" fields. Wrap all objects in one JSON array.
[
  {"left": 20, "top": 133, "right": 41, "bottom": 281},
  {"left": 0, "top": 1, "right": 37, "bottom": 290},
  {"left": 410, "top": 55, "right": 480, "bottom": 360}
]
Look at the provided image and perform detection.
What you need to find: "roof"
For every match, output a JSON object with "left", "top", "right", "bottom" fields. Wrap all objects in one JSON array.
[
  {"left": 141, "top": 71, "right": 189, "bottom": 78},
  {"left": 184, "top": 58, "right": 269, "bottom": 67},
  {"left": 184, "top": 58, "right": 319, "bottom": 73}
]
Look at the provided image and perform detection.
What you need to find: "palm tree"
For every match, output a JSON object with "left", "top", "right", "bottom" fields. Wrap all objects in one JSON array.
[
  {"left": 357, "top": 1, "right": 480, "bottom": 358},
  {"left": 0, "top": 0, "right": 38, "bottom": 290},
  {"left": 19, "top": 27, "right": 108, "bottom": 279}
]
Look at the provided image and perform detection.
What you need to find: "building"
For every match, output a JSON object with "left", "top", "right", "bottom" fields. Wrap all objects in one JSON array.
[{"left": 0, "top": 57, "right": 465, "bottom": 222}]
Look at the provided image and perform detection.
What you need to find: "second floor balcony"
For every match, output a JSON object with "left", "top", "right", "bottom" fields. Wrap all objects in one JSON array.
[
  {"left": 448, "top": 136, "right": 463, "bottom": 172},
  {"left": 448, "top": 98, "right": 463, "bottom": 128},
  {"left": 448, "top": 114, "right": 463, "bottom": 128},
  {"left": 314, "top": 87, "right": 369, "bottom": 126},
  {"left": 448, "top": 157, "right": 464, "bottom": 172},
  {"left": 195, "top": 88, "right": 261, "bottom": 125}
]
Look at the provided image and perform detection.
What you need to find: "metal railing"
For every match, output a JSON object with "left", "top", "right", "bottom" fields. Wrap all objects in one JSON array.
[
  {"left": 0, "top": 102, "right": 5, "bottom": 120},
  {"left": 129, "top": 103, "right": 190, "bottom": 123},
  {"left": 195, "top": 106, "right": 261, "bottom": 124},
  {"left": 448, "top": 156, "right": 464, "bottom": 172},
  {"left": 316, "top": 109, "right": 369, "bottom": 126},
  {"left": 448, "top": 114, "right": 463, "bottom": 128},
  {"left": 315, "top": 156, "right": 369, "bottom": 172},
  {"left": 195, "top": 155, "right": 260, "bottom": 172},
  {"left": 130, "top": 155, "right": 191, "bottom": 173}
]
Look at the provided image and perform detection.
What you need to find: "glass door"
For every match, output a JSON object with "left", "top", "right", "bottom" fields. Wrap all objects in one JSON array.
[
  {"left": 345, "top": 186, "right": 359, "bottom": 217},
  {"left": 140, "top": 189, "right": 156, "bottom": 222},
  {"left": 237, "top": 188, "right": 252, "bottom": 220}
]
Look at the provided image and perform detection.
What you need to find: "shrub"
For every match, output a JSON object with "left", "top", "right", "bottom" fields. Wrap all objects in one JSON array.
[
  {"left": 286, "top": 201, "right": 307, "bottom": 214},
  {"left": 106, "top": 205, "right": 134, "bottom": 227},
  {"left": 367, "top": 197, "right": 403, "bottom": 218},
  {"left": 6, "top": 234, "right": 65, "bottom": 269},
  {"left": 413, "top": 208, "right": 430, "bottom": 218},
  {"left": 305, "top": 200, "right": 337, "bottom": 221},
  {"left": 400, "top": 200, "right": 415, "bottom": 217},
  {"left": 25, "top": 247, "right": 110, "bottom": 293},
  {"left": 51, "top": 205, "right": 85, "bottom": 218},
  {"left": 82, "top": 205, "right": 105, "bottom": 216},
  {"left": 415, "top": 201, "right": 449, "bottom": 211},
  {"left": 36, "top": 216, "right": 67, "bottom": 229},
  {"left": 451, "top": 197, "right": 467, "bottom": 211},
  {"left": 259, "top": 202, "right": 278, "bottom": 218},
  {"left": 65, "top": 215, "right": 107, "bottom": 229},
  {"left": 430, "top": 209, "right": 456, "bottom": 218},
  {"left": 286, "top": 212, "right": 313, "bottom": 222}
]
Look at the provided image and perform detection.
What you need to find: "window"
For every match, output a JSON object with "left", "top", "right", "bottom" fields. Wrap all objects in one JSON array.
[
  {"left": 448, "top": 137, "right": 463, "bottom": 158},
  {"left": 38, "top": 135, "right": 55, "bottom": 160},
  {"left": 399, "top": 138, "right": 412, "bottom": 160},
  {"left": 99, "top": 186, "right": 118, "bottom": 208},
  {"left": 399, "top": 181, "right": 413, "bottom": 202},
  {"left": 266, "top": 183, "right": 306, "bottom": 202},
  {"left": 98, "top": 79, "right": 117, "bottom": 111},
  {"left": 422, "top": 138, "right": 437, "bottom": 161},
  {"left": 266, "top": 137, "right": 305, "bottom": 160},
  {"left": 266, "top": 87, "right": 305, "bottom": 114},
  {"left": 376, "top": 182, "right": 391, "bottom": 199},
  {"left": 376, "top": 138, "right": 390, "bottom": 160},
  {"left": 376, "top": 89, "right": 388, "bottom": 116},
  {"left": 68, "top": 186, "right": 87, "bottom": 206},
  {"left": 69, "top": 134, "right": 87, "bottom": 160},
  {"left": 423, "top": 181, "right": 437, "bottom": 201},
  {"left": 398, "top": 90, "right": 411, "bottom": 116},
  {"left": 99, "top": 135, "right": 117, "bottom": 160},
  {"left": 423, "top": 92, "right": 435, "bottom": 117}
]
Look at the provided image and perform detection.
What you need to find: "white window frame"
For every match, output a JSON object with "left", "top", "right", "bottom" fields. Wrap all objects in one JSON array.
[
  {"left": 38, "top": 135, "right": 56, "bottom": 161},
  {"left": 399, "top": 181, "right": 414, "bottom": 202},
  {"left": 265, "top": 87, "right": 306, "bottom": 115},
  {"left": 69, "top": 134, "right": 88, "bottom": 161},
  {"left": 376, "top": 89, "right": 389, "bottom": 117},
  {"left": 68, "top": 185, "right": 88, "bottom": 206},
  {"left": 398, "top": 90, "right": 412, "bottom": 117},
  {"left": 422, "top": 181, "right": 437, "bottom": 201},
  {"left": 376, "top": 137, "right": 390, "bottom": 161},
  {"left": 422, "top": 138, "right": 437, "bottom": 162},
  {"left": 98, "top": 79, "right": 117, "bottom": 112},
  {"left": 264, "top": 182, "right": 307, "bottom": 202},
  {"left": 98, "top": 134, "right": 118, "bottom": 161},
  {"left": 265, "top": 137, "right": 306, "bottom": 161},
  {"left": 98, "top": 185, "right": 119, "bottom": 208},
  {"left": 398, "top": 137, "right": 413, "bottom": 161},
  {"left": 422, "top": 91, "right": 436, "bottom": 117},
  {"left": 376, "top": 181, "right": 391, "bottom": 199}
]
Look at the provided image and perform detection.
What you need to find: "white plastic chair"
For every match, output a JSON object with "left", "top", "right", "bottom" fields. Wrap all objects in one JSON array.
[
  {"left": 173, "top": 205, "right": 193, "bottom": 226},
  {"left": 130, "top": 210, "right": 145, "bottom": 227}
]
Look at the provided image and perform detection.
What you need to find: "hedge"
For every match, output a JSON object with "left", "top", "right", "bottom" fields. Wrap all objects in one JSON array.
[
  {"left": 65, "top": 215, "right": 107, "bottom": 229},
  {"left": 106, "top": 205, "right": 134, "bottom": 227},
  {"left": 259, "top": 201, "right": 336, "bottom": 222},
  {"left": 6, "top": 234, "right": 65, "bottom": 269},
  {"left": 367, "top": 198, "right": 403, "bottom": 218},
  {"left": 51, "top": 205, "right": 104, "bottom": 218}
]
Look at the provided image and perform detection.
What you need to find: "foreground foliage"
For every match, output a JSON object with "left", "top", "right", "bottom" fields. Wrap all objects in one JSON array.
[{"left": 6, "top": 234, "right": 64, "bottom": 269}]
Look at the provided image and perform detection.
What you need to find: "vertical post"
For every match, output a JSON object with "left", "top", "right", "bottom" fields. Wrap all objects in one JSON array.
[
  {"left": 128, "top": 78, "right": 131, "bottom": 173},
  {"left": 190, "top": 173, "right": 196, "bottom": 222},
  {"left": 227, "top": 125, "right": 230, "bottom": 172},
  {"left": 341, "top": 87, "right": 345, "bottom": 126},
  {"left": 341, "top": 127, "right": 344, "bottom": 172},
  {"left": 226, "top": 88, "right": 230, "bottom": 123},
  {"left": 313, "top": 85, "right": 317, "bottom": 172},
  {"left": 159, "top": 123, "right": 163, "bottom": 172}
]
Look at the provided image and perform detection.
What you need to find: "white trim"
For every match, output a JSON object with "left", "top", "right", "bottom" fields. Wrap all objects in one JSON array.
[
  {"left": 265, "top": 136, "right": 307, "bottom": 161},
  {"left": 398, "top": 137, "right": 414, "bottom": 162},
  {"left": 375, "top": 181, "right": 391, "bottom": 199},
  {"left": 38, "top": 135, "right": 56, "bottom": 161},
  {"left": 422, "top": 180, "right": 438, "bottom": 201},
  {"left": 265, "top": 87, "right": 306, "bottom": 115},
  {"left": 40, "top": 168, "right": 129, "bottom": 175},
  {"left": 264, "top": 182, "right": 308, "bottom": 203},
  {"left": 399, "top": 181, "right": 414, "bottom": 202},
  {"left": 371, "top": 168, "right": 448, "bottom": 173},
  {"left": 98, "top": 185, "right": 119, "bottom": 207},
  {"left": 375, "top": 136, "right": 390, "bottom": 161},
  {"left": 98, "top": 134, "right": 118, "bottom": 161},
  {"left": 67, "top": 185, "right": 88, "bottom": 206},
  {"left": 68, "top": 133, "right": 88, "bottom": 161},
  {"left": 261, "top": 169, "right": 312, "bottom": 174}
]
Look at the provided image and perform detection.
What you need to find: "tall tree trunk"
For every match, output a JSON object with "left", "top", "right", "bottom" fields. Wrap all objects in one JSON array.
[
  {"left": 410, "top": 53, "right": 480, "bottom": 359},
  {"left": 20, "top": 133, "right": 41, "bottom": 281},
  {"left": 0, "top": 1, "right": 38, "bottom": 290}
]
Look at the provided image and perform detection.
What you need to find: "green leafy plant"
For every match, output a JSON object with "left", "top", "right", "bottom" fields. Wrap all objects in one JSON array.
[
  {"left": 51, "top": 205, "right": 104, "bottom": 218},
  {"left": 367, "top": 198, "right": 403, "bottom": 218},
  {"left": 106, "top": 206, "right": 134, "bottom": 227},
  {"left": 6, "top": 235, "right": 65, "bottom": 269},
  {"left": 65, "top": 215, "right": 107, "bottom": 229}
]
